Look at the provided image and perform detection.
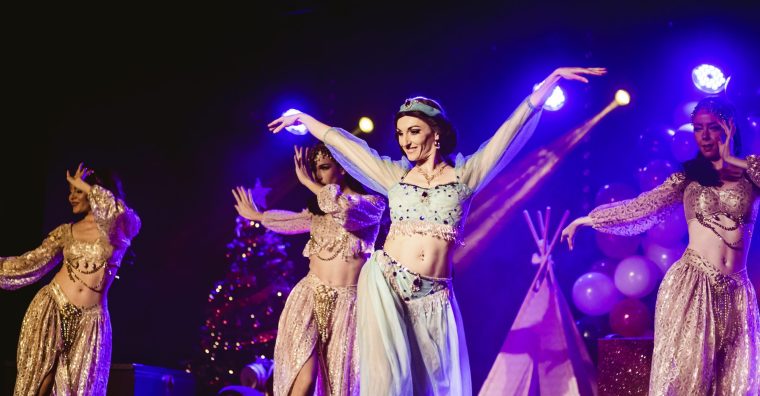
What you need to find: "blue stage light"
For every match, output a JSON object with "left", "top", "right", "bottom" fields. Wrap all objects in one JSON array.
[
  {"left": 533, "top": 83, "right": 565, "bottom": 111},
  {"left": 282, "top": 109, "right": 308, "bottom": 135},
  {"left": 692, "top": 64, "right": 727, "bottom": 94}
]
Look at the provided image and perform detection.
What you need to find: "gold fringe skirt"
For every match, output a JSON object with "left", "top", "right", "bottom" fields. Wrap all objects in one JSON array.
[
  {"left": 14, "top": 281, "right": 111, "bottom": 396},
  {"left": 273, "top": 273, "right": 359, "bottom": 396},
  {"left": 650, "top": 249, "right": 760, "bottom": 395}
]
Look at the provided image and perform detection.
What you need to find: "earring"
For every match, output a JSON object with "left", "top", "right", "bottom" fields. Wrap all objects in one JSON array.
[{"left": 435, "top": 140, "right": 441, "bottom": 150}]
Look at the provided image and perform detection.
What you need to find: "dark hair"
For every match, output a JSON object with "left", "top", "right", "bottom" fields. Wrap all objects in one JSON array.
[
  {"left": 305, "top": 143, "right": 368, "bottom": 215},
  {"left": 683, "top": 96, "right": 743, "bottom": 187},
  {"left": 83, "top": 167, "right": 127, "bottom": 202},
  {"left": 395, "top": 96, "right": 458, "bottom": 159}
]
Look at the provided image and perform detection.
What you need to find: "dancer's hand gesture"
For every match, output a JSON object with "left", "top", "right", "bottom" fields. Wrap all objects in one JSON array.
[
  {"left": 550, "top": 67, "right": 607, "bottom": 83},
  {"left": 268, "top": 112, "right": 313, "bottom": 134},
  {"left": 66, "top": 163, "right": 93, "bottom": 193},
  {"left": 232, "top": 186, "right": 262, "bottom": 221},
  {"left": 531, "top": 67, "right": 606, "bottom": 108},
  {"left": 294, "top": 146, "right": 322, "bottom": 194},
  {"left": 718, "top": 119, "right": 736, "bottom": 162},
  {"left": 560, "top": 216, "right": 591, "bottom": 251}
]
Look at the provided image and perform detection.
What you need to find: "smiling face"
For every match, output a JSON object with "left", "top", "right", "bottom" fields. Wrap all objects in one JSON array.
[
  {"left": 69, "top": 185, "right": 91, "bottom": 214},
  {"left": 692, "top": 110, "right": 726, "bottom": 161},
  {"left": 396, "top": 115, "right": 438, "bottom": 162}
]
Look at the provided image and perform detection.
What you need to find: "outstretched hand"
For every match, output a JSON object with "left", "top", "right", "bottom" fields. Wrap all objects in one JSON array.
[
  {"left": 268, "top": 112, "right": 307, "bottom": 134},
  {"left": 66, "top": 163, "right": 93, "bottom": 193},
  {"left": 232, "top": 186, "right": 262, "bottom": 221},
  {"left": 550, "top": 67, "right": 607, "bottom": 83},
  {"left": 560, "top": 216, "right": 591, "bottom": 251},
  {"left": 531, "top": 67, "right": 606, "bottom": 108}
]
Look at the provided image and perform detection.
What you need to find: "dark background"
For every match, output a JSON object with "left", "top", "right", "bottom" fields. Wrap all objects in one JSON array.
[{"left": 3, "top": 3, "right": 759, "bottom": 393}]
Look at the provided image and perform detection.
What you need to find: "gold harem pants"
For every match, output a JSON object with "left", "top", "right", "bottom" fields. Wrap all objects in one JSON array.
[
  {"left": 14, "top": 281, "right": 111, "bottom": 396},
  {"left": 650, "top": 249, "right": 759, "bottom": 395},
  {"left": 273, "top": 273, "right": 359, "bottom": 396}
]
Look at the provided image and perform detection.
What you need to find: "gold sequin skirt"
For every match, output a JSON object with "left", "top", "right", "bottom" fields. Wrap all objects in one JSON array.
[
  {"left": 650, "top": 249, "right": 760, "bottom": 395},
  {"left": 13, "top": 281, "right": 111, "bottom": 396},
  {"left": 273, "top": 273, "right": 358, "bottom": 396}
]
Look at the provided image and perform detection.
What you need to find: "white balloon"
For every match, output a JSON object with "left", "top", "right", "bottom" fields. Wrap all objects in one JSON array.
[{"left": 614, "top": 256, "right": 659, "bottom": 298}]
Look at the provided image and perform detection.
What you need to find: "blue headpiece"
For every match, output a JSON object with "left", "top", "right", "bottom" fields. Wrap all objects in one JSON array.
[{"left": 399, "top": 99, "right": 442, "bottom": 118}]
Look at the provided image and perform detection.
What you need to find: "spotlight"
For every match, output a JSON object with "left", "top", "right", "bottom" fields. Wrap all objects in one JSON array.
[
  {"left": 692, "top": 64, "right": 727, "bottom": 94},
  {"left": 614, "top": 90, "right": 630, "bottom": 106},
  {"left": 358, "top": 117, "right": 374, "bottom": 133},
  {"left": 282, "top": 109, "right": 307, "bottom": 135},
  {"left": 533, "top": 82, "right": 565, "bottom": 111}
]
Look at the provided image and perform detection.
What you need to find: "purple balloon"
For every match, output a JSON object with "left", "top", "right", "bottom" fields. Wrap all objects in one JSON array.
[
  {"left": 596, "top": 232, "right": 641, "bottom": 259},
  {"left": 572, "top": 272, "right": 622, "bottom": 316},
  {"left": 637, "top": 159, "right": 674, "bottom": 191},
  {"left": 643, "top": 240, "right": 685, "bottom": 274},
  {"left": 645, "top": 209, "right": 687, "bottom": 247},
  {"left": 614, "top": 255, "right": 659, "bottom": 298},
  {"left": 594, "top": 183, "right": 637, "bottom": 207}
]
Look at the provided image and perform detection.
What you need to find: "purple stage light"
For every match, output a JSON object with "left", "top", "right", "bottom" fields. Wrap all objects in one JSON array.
[
  {"left": 282, "top": 109, "right": 308, "bottom": 135},
  {"left": 691, "top": 64, "right": 727, "bottom": 94}
]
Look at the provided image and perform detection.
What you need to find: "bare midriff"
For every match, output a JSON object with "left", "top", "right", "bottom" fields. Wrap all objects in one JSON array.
[
  {"left": 52, "top": 267, "right": 115, "bottom": 307},
  {"left": 308, "top": 255, "right": 367, "bottom": 287},
  {"left": 686, "top": 220, "right": 750, "bottom": 275},
  {"left": 383, "top": 233, "right": 454, "bottom": 278}
]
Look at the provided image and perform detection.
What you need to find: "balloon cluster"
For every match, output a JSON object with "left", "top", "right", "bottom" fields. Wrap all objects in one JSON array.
[{"left": 572, "top": 160, "right": 687, "bottom": 337}]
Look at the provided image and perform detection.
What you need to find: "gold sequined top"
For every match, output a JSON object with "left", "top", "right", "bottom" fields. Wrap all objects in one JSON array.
[
  {"left": 261, "top": 184, "right": 385, "bottom": 260},
  {"left": 0, "top": 185, "right": 141, "bottom": 291},
  {"left": 590, "top": 155, "right": 760, "bottom": 248}
]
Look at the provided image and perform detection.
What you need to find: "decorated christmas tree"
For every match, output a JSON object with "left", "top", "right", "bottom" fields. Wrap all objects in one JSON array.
[{"left": 191, "top": 179, "right": 299, "bottom": 392}]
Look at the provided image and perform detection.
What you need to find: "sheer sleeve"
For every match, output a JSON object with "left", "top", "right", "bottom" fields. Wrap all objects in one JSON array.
[
  {"left": 317, "top": 184, "right": 387, "bottom": 231},
  {"left": 589, "top": 173, "right": 688, "bottom": 236},
  {"left": 456, "top": 96, "right": 541, "bottom": 194},
  {"left": 324, "top": 127, "right": 411, "bottom": 196},
  {"left": 0, "top": 224, "right": 67, "bottom": 290},
  {"left": 261, "top": 209, "right": 312, "bottom": 235},
  {"left": 745, "top": 154, "right": 760, "bottom": 187}
]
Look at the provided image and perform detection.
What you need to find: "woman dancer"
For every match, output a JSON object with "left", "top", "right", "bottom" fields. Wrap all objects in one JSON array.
[
  {"left": 562, "top": 97, "right": 759, "bottom": 394},
  {"left": 0, "top": 164, "right": 141, "bottom": 396},
  {"left": 267, "top": 67, "right": 605, "bottom": 395},
  {"left": 232, "top": 144, "right": 386, "bottom": 395}
]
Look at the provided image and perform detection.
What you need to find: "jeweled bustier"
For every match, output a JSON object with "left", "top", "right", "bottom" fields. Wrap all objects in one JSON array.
[{"left": 386, "top": 173, "right": 474, "bottom": 244}]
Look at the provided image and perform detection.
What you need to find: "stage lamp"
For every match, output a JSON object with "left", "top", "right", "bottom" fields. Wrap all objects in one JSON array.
[
  {"left": 533, "top": 82, "right": 566, "bottom": 111},
  {"left": 614, "top": 90, "right": 630, "bottom": 106},
  {"left": 358, "top": 117, "right": 374, "bottom": 133},
  {"left": 692, "top": 64, "right": 727, "bottom": 94},
  {"left": 282, "top": 109, "right": 308, "bottom": 135}
]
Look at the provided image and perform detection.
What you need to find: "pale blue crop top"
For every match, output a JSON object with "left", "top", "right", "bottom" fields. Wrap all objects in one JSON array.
[{"left": 386, "top": 170, "right": 473, "bottom": 243}]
